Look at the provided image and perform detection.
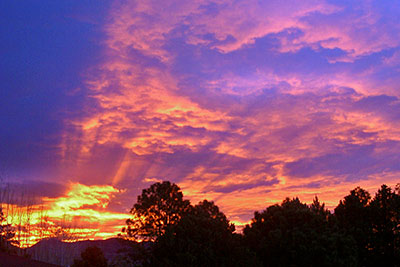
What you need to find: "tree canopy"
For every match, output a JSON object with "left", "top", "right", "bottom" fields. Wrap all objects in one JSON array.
[
  {"left": 243, "top": 197, "right": 357, "bottom": 266},
  {"left": 0, "top": 207, "right": 16, "bottom": 252},
  {"left": 334, "top": 184, "right": 400, "bottom": 266},
  {"left": 123, "top": 181, "right": 190, "bottom": 241},
  {"left": 123, "top": 181, "right": 400, "bottom": 267},
  {"left": 152, "top": 200, "right": 247, "bottom": 266},
  {"left": 366, "top": 184, "right": 399, "bottom": 265},
  {"left": 72, "top": 246, "right": 108, "bottom": 267},
  {"left": 124, "top": 182, "right": 258, "bottom": 266}
]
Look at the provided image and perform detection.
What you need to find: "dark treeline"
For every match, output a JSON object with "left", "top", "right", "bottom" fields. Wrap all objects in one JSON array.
[
  {"left": 1, "top": 180, "right": 399, "bottom": 266},
  {"left": 117, "top": 181, "right": 400, "bottom": 267}
]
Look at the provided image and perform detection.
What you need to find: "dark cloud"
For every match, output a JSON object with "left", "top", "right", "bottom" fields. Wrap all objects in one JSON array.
[
  {"left": 284, "top": 142, "right": 400, "bottom": 181},
  {"left": 205, "top": 178, "right": 279, "bottom": 194},
  {"left": 353, "top": 95, "right": 400, "bottom": 120},
  {"left": 0, "top": 180, "right": 67, "bottom": 205}
]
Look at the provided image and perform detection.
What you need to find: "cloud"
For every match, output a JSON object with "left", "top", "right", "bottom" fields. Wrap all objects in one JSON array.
[
  {"left": 284, "top": 145, "right": 379, "bottom": 179},
  {"left": 205, "top": 178, "right": 279, "bottom": 194},
  {"left": 64, "top": 0, "right": 400, "bottom": 222},
  {"left": 4, "top": 0, "right": 400, "bottom": 238},
  {"left": 0, "top": 180, "right": 67, "bottom": 205},
  {"left": 0, "top": 181, "right": 128, "bottom": 246}
]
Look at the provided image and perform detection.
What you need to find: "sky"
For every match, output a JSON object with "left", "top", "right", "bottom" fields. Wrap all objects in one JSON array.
[{"left": 1, "top": 0, "right": 400, "bottom": 241}]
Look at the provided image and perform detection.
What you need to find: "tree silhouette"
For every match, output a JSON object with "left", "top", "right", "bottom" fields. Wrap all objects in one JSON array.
[
  {"left": 0, "top": 207, "right": 17, "bottom": 252},
  {"left": 123, "top": 181, "right": 190, "bottom": 241},
  {"left": 334, "top": 184, "right": 400, "bottom": 266},
  {"left": 368, "top": 184, "right": 400, "bottom": 266},
  {"left": 122, "top": 181, "right": 400, "bottom": 266},
  {"left": 153, "top": 200, "right": 260, "bottom": 266},
  {"left": 244, "top": 197, "right": 357, "bottom": 266},
  {"left": 334, "top": 186, "right": 372, "bottom": 265},
  {"left": 72, "top": 246, "right": 108, "bottom": 267}
]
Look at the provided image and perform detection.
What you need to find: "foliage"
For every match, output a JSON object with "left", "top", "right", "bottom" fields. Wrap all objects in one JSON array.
[
  {"left": 334, "top": 184, "right": 400, "bottom": 267},
  {"left": 243, "top": 197, "right": 357, "bottom": 266},
  {"left": 0, "top": 207, "right": 17, "bottom": 252},
  {"left": 367, "top": 184, "right": 400, "bottom": 266},
  {"left": 125, "top": 182, "right": 259, "bottom": 266},
  {"left": 123, "top": 181, "right": 190, "bottom": 241},
  {"left": 72, "top": 246, "right": 108, "bottom": 267},
  {"left": 152, "top": 200, "right": 259, "bottom": 266},
  {"left": 369, "top": 184, "right": 400, "bottom": 265},
  {"left": 124, "top": 181, "right": 400, "bottom": 266},
  {"left": 334, "top": 186, "right": 372, "bottom": 265}
]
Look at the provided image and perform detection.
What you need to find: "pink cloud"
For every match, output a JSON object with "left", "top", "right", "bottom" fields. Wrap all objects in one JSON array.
[{"left": 57, "top": 0, "right": 400, "bottom": 228}]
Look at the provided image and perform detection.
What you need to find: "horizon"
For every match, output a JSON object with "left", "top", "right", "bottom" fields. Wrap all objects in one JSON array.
[{"left": 2, "top": 0, "right": 400, "bottom": 246}]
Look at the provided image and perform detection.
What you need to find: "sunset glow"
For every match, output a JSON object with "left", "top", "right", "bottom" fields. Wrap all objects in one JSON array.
[
  {"left": 2, "top": 0, "right": 400, "bottom": 247},
  {"left": 1, "top": 183, "right": 129, "bottom": 247}
]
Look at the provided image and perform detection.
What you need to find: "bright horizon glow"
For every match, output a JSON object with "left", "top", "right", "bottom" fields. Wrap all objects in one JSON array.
[{"left": 1, "top": 183, "right": 129, "bottom": 247}]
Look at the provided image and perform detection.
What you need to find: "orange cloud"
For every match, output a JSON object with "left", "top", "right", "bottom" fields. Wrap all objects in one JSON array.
[
  {"left": 2, "top": 183, "right": 129, "bottom": 247},
  {"left": 55, "top": 0, "right": 400, "bottom": 238}
]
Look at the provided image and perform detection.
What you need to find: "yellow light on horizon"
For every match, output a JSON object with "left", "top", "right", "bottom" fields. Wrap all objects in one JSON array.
[{"left": 2, "top": 182, "right": 130, "bottom": 248}]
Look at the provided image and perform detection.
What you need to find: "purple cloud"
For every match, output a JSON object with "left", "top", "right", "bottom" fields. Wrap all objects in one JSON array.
[{"left": 3, "top": 0, "right": 400, "bottom": 230}]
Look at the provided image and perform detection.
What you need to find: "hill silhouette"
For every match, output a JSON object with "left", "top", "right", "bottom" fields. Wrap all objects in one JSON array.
[{"left": 27, "top": 238, "right": 149, "bottom": 267}]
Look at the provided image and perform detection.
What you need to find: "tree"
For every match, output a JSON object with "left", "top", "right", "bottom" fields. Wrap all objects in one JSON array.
[
  {"left": 334, "top": 186, "right": 372, "bottom": 265},
  {"left": 244, "top": 197, "right": 357, "bottom": 266},
  {"left": 72, "top": 246, "right": 108, "bottom": 267},
  {"left": 124, "top": 182, "right": 259, "bottom": 266},
  {"left": 334, "top": 184, "right": 400, "bottom": 266},
  {"left": 123, "top": 181, "right": 190, "bottom": 241},
  {"left": 153, "top": 200, "right": 260, "bottom": 266},
  {"left": 0, "top": 207, "right": 17, "bottom": 252},
  {"left": 335, "top": 187, "right": 371, "bottom": 228},
  {"left": 368, "top": 184, "right": 400, "bottom": 266}
]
